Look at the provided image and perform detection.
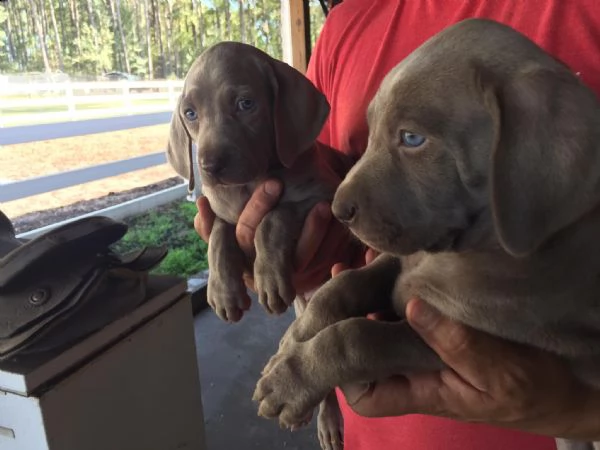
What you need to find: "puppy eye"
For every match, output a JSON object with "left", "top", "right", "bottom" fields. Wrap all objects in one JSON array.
[
  {"left": 237, "top": 98, "right": 255, "bottom": 112},
  {"left": 184, "top": 108, "right": 197, "bottom": 121},
  {"left": 400, "top": 130, "right": 426, "bottom": 148}
]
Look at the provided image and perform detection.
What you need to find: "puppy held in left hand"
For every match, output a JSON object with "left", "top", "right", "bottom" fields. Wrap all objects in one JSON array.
[
  {"left": 166, "top": 42, "right": 358, "bottom": 450},
  {"left": 166, "top": 42, "right": 356, "bottom": 323}
]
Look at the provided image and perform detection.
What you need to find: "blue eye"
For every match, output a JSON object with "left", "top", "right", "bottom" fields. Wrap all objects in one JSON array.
[
  {"left": 237, "top": 98, "right": 255, "bottom": 112},
  {"left": 400, "top": 130, "right": 426, "bottom": 148},
  {"left": 184, "top": 108, "right": 197, "bottom": 121}
]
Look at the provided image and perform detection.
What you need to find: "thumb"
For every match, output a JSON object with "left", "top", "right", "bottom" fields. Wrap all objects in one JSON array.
[{"left": 341, "top": 373, "right": 446, "bottom": 418}]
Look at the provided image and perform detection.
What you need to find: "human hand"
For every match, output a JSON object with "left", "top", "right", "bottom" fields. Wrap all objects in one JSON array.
[
  {"left": 194, "top": 179, "right": 356, "bottom": 295},
  {"left": 340, "top": 298, "right": 600, "bottom": 440}
]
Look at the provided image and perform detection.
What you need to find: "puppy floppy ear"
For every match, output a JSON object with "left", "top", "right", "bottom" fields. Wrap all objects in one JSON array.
[
  {"left": 267, "top": 59, "right": 330, "bottom": 168},
  {"left": 490, "top": 65, "right": 600, "bottom": 257},
  {"left": 166, "top": 96, "right": 195, "bottom": 192}
]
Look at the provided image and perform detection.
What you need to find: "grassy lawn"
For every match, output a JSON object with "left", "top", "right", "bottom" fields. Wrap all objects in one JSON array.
[{"left": 113, "top": 199, "right": 209, "bottom": 278}]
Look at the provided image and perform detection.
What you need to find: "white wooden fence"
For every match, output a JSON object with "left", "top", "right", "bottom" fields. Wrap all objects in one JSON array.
[
  {"left": 0, "top": 90, "right": 193, "bottom": 239},
  {"left": 0, "top": 80, "right": 184, "bottom": 127}
]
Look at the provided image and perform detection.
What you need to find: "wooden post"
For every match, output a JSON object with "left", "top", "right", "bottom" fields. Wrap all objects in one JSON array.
[{"left": 281, "top": 0, "right": 308, "bottom": 73}]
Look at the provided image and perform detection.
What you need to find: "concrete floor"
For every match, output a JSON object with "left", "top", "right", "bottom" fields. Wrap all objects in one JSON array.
[{"left": 193, "top": 297, "right": 320, "bottom": 450}]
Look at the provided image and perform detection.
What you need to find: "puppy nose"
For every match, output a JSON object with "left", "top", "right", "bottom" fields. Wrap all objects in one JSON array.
[
  {"left": 332, "top": 200, "right": 358, "bottom": 224},
  {"left": 200, "top": 155, "right": 226, "bottom": 176}
]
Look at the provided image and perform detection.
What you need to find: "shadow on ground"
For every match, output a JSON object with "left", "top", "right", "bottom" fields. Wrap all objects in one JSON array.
[{"left": 194, "top": 295, "right": 319, "bottom": 450}]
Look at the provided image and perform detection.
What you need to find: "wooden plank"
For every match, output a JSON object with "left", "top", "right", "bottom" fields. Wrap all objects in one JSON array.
[
  {"left": 0, "top": 112, "right": 173, "bottom": 145},
  {"left": 281, "top": 0, "right": 308, "bottom": 73},
  {"left": 0, "top": 152, "right": 168, "bottom": 202}
]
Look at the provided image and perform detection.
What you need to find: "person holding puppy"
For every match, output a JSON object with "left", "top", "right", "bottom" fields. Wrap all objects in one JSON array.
[{"left": 195, "top": 0, "right": 600, "bottom": 449}]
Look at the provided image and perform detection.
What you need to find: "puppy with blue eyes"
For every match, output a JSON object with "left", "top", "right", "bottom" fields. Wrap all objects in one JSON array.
[
  {"left": 166, "top": 42, "right": 358, "bottom": 450},
  {"left": 254, "top": 19, "right": 600, "bottom": 450}
]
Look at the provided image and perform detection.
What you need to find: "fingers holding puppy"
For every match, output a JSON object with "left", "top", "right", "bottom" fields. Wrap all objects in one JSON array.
[
  {"left": 194, "top": 196, "right": 215, "bottom": 242},
  {"left": 236, "top": 180, "right": 283, "bottom": 257}
]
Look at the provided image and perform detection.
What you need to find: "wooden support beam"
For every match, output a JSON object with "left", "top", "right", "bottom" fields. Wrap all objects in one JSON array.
[{"left": 281, "top": 0, "right": 308, "bottom": 73}]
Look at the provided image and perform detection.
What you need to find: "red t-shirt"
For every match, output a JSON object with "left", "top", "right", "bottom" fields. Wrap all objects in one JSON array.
[{"left": 305, "top": 1, "right": 600, "bottom": 449}]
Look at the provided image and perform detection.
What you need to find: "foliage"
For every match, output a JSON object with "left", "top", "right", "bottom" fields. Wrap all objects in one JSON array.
[
  {"left": 0, "top": 0, "right": 326, "bottom": 78},
  {"left": 113, "top": 200, "right": 209, "bottom": 277}
]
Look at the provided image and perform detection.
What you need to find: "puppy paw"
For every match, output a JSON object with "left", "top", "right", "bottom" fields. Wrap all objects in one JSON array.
[
  {"left": 318, "top": 395, "right": 344, "bottom": 450},
  {"left": 207, "top": 275, "right": 251, "bottom": 323},
  {"left": 253, "top": 351, "right": 325, "bottom": 429},
  {"left": 254, "top": 256, "right": 295, "bottom": 315}
]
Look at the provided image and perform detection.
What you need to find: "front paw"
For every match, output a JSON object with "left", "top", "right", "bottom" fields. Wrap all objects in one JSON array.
[
  {"left": 207, "top": 275, "right": 251, "bottom": 323},
  {"left": 254, "top": 255, "right": 295, "bottom": 315},
  {"left": 253, "top": 350, "right": 326, "bottom": 429}
]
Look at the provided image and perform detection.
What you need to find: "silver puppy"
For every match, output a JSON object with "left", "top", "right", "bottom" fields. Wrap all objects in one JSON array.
[
  {"left": 254, "top": 19, "right": 600, "bottom": 450},
  {"left": 166, "top": 42, "right": 358, "bottom": 450}
]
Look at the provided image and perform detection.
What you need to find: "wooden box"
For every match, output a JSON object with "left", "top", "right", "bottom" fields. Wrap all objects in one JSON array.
[{"left": 0, "top": 275, "right": 207, "bottom": 450}]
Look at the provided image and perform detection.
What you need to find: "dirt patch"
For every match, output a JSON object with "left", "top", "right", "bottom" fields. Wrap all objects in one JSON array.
[
  {"left": 11, "top": 177, "right": 183, "bottom": 234},
  {"left": 1, "top": 124, "right": 177, "bottom": 220}
]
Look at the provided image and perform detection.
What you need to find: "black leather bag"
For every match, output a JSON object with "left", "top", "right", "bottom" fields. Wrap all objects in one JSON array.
[{"left": 0, "top": 211, "right": 167, "bottom": 360}]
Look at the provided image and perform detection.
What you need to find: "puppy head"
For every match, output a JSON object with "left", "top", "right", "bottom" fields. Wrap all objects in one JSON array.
[
  {"left": 166, "top": 42, "right": 329, "bottom": 188},
  {"left": 333, "top": 18, "right": 600, "bottom": 257}
]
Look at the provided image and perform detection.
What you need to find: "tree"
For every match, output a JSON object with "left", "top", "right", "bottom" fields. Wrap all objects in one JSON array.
[
  {"left": 238, "top": 0, "right": 245, "bottom": 42},
  {"left": 0, "top": 0, "right": 327, "bottom": 78},
  {"left": 48, "top": 0, "right": 65, "bottom": 70},
  {"left": 142, "top": 0, "right": 153, "bottom": 77},
  {"left": 27, "top": 0, "right": 51, "bottom": 72}
]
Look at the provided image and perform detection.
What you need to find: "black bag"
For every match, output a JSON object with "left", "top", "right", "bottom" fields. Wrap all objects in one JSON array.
[{"left": 0, "top": 211, "right": 167, "bottom": 360}]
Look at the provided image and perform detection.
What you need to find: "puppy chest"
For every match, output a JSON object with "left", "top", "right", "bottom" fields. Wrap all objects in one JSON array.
[{"left": 203, "top": 185, "right": 253, "bottom": 225}]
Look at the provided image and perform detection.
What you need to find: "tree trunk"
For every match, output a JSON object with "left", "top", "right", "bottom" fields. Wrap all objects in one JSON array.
[
  {"left": 151, "top": 0, "right": 165, "bottom": 77},
  {"left": 143, "top": 0, "right": 154, "bottom": 78},
  {"left": 133, "top": 1, "right": 142, "bottom": 58},
  {"left": 115, "top": 0, "right": 131, "bottom": 73},
  {"left": 224, "top": 0, "right": 231, "bottom": 40},
  {"left": 57, "top": 0, "right": 68, "bottom": 59},
  {"left": 5, "top": 10, "right": 17, "bottom": 68},
  {"left": 107, "top": 0, "right": 120, "bottom": 70},
  {"left": 247, "top": 2, "right": 255, "bottom": 46},
  {"left": 10, "top": 4, "right": 28, "bottom": 67},
  {"left": 198, "top": 0, "right": 204, "bottom": 49},
  {"left": 190, "top": 0, "right": 198, "bottom": 49},
  {"left": 68, "top": 0, "right": 82, "bottom": 55},
  {"left": 28, "top": 0, "right": 52, "bottom": 72},
  {"left": 85, "top": 0, "right": 99, "bottom": 49},
  {"left": 238, "top": 0, "right": 245, "bottom": 42},
  {"left": 165, "top": 0, "right": 174, "bottom": 76},
  {"left": 48, "top": 0, "right": 65, "bottom": 71},
  {"left": 38, "top": 0, "right": 50, "bottom": 51},
  {"left": 215, "top": 1, "right": 222, "bottom": 40}
]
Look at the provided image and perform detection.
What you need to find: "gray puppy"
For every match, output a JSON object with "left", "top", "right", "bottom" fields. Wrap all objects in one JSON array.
[
  {"left": 166, "top": 42, "right": 359, "bottom": 450},
  {"left": 253, "top": 19, "right": 600, "bottom": 450}
]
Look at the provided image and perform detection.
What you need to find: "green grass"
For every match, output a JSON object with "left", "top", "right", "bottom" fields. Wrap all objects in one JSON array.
[{"left": 112, "top": 200, "right": 209, "bottom": 278}]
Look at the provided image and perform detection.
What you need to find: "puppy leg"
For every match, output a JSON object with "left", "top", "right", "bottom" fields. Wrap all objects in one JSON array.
[
  {"left": 261, "top": 254, "right": 400, "bottom": 377},
  {"left": 284, "top": 254, "right": 400, "bottom": 347},
  {"left": 208, "top": 217, "right": 251, "bottom": 322},
  {"left": 318, "top": 391, "right": 344, "bottom": 450},
  {"left": 254, "top": 318, "right": 443, "bottom": 428},
  {"left": 294, "top": 293, "right": 344, "bottom": 450},
  {"left": 254, "top": 205, "right": 302, "bottom": 315}
]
